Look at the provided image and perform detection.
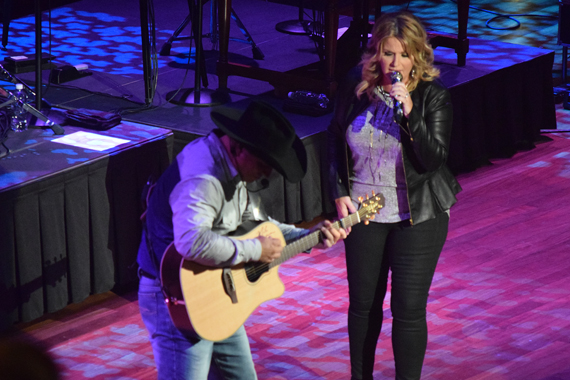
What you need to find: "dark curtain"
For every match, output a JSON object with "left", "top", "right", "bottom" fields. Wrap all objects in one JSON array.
[{"left": 0, "top": 134, "right": 172, "bottom": 331}]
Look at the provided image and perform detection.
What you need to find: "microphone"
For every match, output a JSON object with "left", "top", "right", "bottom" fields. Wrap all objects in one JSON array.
[{"left": 389, "top": 71, "right": 404, "bottom": 124}]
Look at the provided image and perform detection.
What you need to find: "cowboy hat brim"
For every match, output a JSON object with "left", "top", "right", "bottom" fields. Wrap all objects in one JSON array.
[{"left": 211, "top": 101, "right": 307, "bottom": 183}]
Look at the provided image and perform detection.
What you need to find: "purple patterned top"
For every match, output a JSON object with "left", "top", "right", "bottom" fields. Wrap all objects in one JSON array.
[{"left": 346, "top": 89, "right": 410, "bottom": 223}]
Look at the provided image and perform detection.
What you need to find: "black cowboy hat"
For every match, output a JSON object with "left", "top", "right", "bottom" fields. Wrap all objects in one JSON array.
[{"left": 210, "top": 100, "right": 307, "bottom": 183}]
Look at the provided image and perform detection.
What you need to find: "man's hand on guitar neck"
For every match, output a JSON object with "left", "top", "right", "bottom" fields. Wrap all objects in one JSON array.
[
  {"left": 257, "top": 235, "right": 283, "bottom": 263},
  {"left": 255, "top": 219, "right": 347, "bottom": 263},
  {"left": 313, "top": 219, "right": 348, "bottom": 249}
]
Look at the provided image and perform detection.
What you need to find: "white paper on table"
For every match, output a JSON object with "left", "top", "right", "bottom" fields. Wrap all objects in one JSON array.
[{"left": 51, "top": 131, "right": 130, "bottom": 151}]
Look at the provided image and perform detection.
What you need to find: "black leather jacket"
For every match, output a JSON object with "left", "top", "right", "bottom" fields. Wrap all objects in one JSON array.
[{"left": 327, "top": 67, "right": 462, "bottom": 225}]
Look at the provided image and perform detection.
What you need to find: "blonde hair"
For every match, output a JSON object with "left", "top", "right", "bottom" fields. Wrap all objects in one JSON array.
[{"left": 356, "top": 11, "right": 439, "bottom": 99}]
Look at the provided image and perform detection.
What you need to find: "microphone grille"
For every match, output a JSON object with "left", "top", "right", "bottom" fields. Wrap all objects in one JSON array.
[{"left": 390, "top": 71, "right": 403, "bottom": 83}]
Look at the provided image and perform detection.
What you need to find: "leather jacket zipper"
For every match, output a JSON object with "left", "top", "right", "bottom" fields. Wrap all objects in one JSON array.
[{"left": 400, "top": 139, "right": 414, "bottom": 226}]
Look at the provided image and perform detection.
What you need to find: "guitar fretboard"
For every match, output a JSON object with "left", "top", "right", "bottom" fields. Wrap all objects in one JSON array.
[{"left": 268, "top": 209, "right": 369, "bottom": 269}]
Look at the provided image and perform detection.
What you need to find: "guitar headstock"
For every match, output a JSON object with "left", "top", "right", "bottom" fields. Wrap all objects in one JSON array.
[{"left": 358, "top": 191, "right": 385, "bottom": 225}]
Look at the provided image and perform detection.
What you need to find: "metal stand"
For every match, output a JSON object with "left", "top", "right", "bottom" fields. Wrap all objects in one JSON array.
[
  {"left": 558, "top": 0, "right": 570, "bottom": 109},
  {"left": 0, "top": 91, "right": 64, "bottom": 135},
  {"left": 563, "top": 46, "right": 568, "bottom": 84},
  {"left": 32, "top": 0, "right": 63, "bottom": 133},
  {"left": 35, "top": 0, "right": 42, "bottom": 109},
  {"left": 2, "top": 0, "right": 12, "bottom": 49},
  {"left": 23, "top": 101, "right": 64, "bottom": 134},
  {"left": 160, "top": 0, "right": 263, "bottom": 60},
  {"left": 139, "top": 0, "right": 153, "bottom": 105},
  {"left": 276, "top": 0, "right": 311, "bottom": 35},
  {"left": 166, "top": 0, "right": 230, "bottom": 107},
  {"left": 560, "top": 46, "right": 570, "bottom": 110},
  {"left": 0, "top": 1, "right": 64, "bottom": 135}
]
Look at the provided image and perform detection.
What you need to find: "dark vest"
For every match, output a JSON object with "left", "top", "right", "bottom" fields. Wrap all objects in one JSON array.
[{"left": 137, "top": 159, "right": 181, "bottom": 278}]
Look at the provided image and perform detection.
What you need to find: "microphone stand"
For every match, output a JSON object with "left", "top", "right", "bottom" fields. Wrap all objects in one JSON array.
[
  {"left": 0, "top": 64, "right": 64, "bottom": 135},
  {"left": 0, "top": 3, "right": 64, "bottom": 136},
  {"left": 35, "top": 0, "right": 42, "bottom": 111},
  {"left": 0, "top": 88, "right": 64, "bottom": 135},
  {"left": 0, "top": 63, "right": 44, "bottom": 107},
  {"left": 276, "top": 0, "right": 311, "bottom": 35}
]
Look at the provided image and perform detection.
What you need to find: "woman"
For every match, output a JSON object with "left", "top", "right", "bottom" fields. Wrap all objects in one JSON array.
[{"left": 327, "top": 11, "right": 462, "bottom": 380}]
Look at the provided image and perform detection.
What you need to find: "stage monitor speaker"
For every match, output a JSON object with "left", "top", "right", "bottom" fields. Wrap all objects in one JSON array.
[{"left": 559, "top": 0, "right": 570, "bottom": 46}]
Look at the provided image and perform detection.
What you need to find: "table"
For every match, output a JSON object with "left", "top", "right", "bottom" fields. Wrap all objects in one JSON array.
[{"left": 0, "top": 121, "right": 173, "bottom": 331}]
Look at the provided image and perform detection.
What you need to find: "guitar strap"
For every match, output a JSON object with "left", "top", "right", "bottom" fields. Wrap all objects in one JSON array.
[{"left": 140, "top": 176, "right": 162, "bottom": 277}]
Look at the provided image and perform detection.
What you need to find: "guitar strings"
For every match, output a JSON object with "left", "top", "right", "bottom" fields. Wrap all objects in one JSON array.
[
  {"left": 241, "top": 201, "right": 380, "bottom": 279},
  {"left": 243, "top": 216, "right": 355, "bottom": 278}
]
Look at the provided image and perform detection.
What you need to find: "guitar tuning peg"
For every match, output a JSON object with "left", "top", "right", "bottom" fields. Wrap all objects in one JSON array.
[
  {"left": 358, "top": 196, "right": 363, "bottom": 202},
  {"left": 371, "top": 190, "right": 376, "bottom": 196},
  {"left": 366, "top": 194, "right": 370, "bottom": 200},
  {"left": 364, "top": 220, "right": 370, "bottom": 225},
  {"left": 370, "top": 215, "right": 375, "bottom": 220}
]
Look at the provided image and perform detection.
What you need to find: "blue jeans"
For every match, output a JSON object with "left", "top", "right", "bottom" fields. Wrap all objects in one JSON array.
[
  {"left": 344, "top": 212, "right": 449, "bottom": 380},
  {"left": 138, "top": 276, "right": 258, "bottom": 380}
]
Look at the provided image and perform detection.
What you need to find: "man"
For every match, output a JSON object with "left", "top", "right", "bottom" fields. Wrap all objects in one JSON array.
[{"left": 137, "top": 100, "right": 346, "bottom": 379}]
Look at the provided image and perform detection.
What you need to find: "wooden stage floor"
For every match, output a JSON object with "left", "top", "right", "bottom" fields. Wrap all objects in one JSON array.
[
  {"left": 1, "top": 0, "right": 569, "bottom": 378},
  {"left": 5, "top": 113, "right": 570, "bottom": 379}
]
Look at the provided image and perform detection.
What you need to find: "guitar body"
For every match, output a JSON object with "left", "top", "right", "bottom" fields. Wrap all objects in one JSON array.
[
  {"left": 160, "top": 221, "right": 287, "bottom": 342},
  {"left": 160, "top": 193, "right": 384, "bottom": 342}
]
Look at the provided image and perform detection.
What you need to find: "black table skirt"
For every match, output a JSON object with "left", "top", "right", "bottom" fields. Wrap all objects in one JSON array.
[{"left": 0, "top": 124, "right": 173, "bottom": 331}]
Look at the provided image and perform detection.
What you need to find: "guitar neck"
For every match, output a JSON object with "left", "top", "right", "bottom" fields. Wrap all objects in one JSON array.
[{"left": 269, "top": 209, "right": 365, "bottom": 268}]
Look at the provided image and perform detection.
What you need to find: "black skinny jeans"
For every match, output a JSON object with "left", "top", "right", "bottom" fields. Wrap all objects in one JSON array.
[{"left": 345, "top": 212, "right": 449, "bottom": 380}]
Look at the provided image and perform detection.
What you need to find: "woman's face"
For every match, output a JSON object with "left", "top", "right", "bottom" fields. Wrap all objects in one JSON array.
[{"left": 378, "top": 36, "right": 414, "bottom": 85}]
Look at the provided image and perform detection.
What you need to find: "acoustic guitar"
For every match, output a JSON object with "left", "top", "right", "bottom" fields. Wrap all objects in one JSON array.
[{"left": 160, "top": 193, "right": 384, "bottom": 342}]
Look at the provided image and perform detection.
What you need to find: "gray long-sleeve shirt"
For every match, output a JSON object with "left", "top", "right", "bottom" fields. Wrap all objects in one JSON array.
[{"left": 170, "top": 132, "right": 308, "bottom": 267}]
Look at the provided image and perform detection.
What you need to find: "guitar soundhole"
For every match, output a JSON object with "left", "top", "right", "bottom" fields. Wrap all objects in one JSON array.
[{"left": 244, "top": 262, "right": 268, "bottom": 283}]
